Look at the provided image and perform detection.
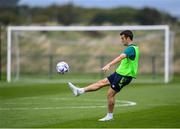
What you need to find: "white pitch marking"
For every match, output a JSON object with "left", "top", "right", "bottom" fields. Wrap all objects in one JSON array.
[{"left": 0, "top": 98, "right": 136, "bottom": 111}]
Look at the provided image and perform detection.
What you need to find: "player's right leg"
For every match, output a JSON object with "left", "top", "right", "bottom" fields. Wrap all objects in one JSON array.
[
  {"left": 67, "top": 82, "right": 80, "bottom": 96},
  {"left": 68, "top": 78, "right": 110, "bottom": 96},
  {"left": 84, "top": 78, "right": 110, "bottom": 92}
]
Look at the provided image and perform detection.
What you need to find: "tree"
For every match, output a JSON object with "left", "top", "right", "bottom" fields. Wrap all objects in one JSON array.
[
  {"left": 136, "top": 7, "right": 162, "bottom": 25},
  {"left": 57, "top": 4, "right": 77, "bottom": 25},
  {"left": 90, "top": 12, "right": 111, "bottom": 25},
  {"left": 0, "top": 11, "right": 17, "bottom": 25}
]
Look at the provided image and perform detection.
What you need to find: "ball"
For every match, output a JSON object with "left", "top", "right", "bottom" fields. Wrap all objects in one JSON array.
[{"left": 56, "top": 61, "right": 69, "bottom": 74}]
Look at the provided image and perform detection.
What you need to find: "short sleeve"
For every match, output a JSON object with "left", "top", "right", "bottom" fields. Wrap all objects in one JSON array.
[{"left": 123, "top": 47, "right": 135, "bottom": 60}]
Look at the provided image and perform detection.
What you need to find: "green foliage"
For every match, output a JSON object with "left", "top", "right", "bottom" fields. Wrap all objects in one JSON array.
[
  {"left": 56, "top": 4, "right": 78, "bottom": 25},
  {"left": 111, "top": 7, "right": 138, "bottom": 24},
  {"left": 0, "top": 7, "right": 19, "bottom": 25},
  {"left": 0, "top": 5, "right": 177, "bottom": 25},
  {"left": 136, "top": 7, "right": 162, "bottom": 25}
]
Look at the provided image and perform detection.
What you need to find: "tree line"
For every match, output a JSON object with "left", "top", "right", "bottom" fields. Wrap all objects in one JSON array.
[{"left": 0, "top": 4, "right": 178, "bottom": 26}]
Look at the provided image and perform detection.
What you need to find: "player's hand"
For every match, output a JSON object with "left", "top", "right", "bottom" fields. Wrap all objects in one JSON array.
[{"left": 102, "top": 64, "right": 110, "bottom": 72}]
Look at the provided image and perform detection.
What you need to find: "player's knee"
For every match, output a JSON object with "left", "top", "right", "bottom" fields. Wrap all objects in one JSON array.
[{"left": 98, "top": 78, "right": 108, "bottom": 85}]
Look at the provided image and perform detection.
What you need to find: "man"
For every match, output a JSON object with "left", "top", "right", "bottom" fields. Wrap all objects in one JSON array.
[{"left": 68, "top": 30, "right": 140, "bottom": 121}]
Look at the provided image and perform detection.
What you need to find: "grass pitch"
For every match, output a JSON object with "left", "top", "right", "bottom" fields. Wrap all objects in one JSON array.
[{"left": 0, "top": 76, "right": 180, "bottom": 128}]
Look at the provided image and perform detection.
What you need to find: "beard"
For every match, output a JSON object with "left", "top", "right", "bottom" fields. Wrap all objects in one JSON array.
[{"left": 123, "top": 43, "right": 128, "bottom": 46}]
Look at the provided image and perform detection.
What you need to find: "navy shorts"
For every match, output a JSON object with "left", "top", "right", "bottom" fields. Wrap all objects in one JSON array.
[{"left": 107, "top": 72, "right": 133, "bottom": 92}]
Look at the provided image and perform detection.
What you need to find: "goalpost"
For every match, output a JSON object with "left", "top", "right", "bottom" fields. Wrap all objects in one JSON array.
[{"left": 7, "top": 25, "right": 171, "bottom": 83}]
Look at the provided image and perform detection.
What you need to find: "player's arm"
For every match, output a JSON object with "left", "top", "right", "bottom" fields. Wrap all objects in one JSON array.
[{"left": 102, "top": 53, "right": 127, "bottom": 72}]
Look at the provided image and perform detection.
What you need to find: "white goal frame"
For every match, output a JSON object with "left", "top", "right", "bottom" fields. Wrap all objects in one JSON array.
[{"left": 7, "top": 25, "right": 170, "bottom": 83}]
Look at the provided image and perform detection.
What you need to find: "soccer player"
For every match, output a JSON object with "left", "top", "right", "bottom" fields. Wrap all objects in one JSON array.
[{"left": 68, "top": 30, "right": 140, "bottom": 121}]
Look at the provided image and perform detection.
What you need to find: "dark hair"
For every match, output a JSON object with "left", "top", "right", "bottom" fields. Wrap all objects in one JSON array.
[{"left": 120, "top": 30, "right": 133, "bottom": 40}]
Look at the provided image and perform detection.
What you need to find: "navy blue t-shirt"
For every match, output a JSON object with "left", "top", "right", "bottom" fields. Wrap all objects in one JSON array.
[{"left": 123, "top": 44, "right": 136, "bottom": 60}]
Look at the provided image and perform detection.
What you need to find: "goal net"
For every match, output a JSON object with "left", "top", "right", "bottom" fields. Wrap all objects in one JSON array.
[{"left": 7, "top": 25, "right": 173, "bottom": 83}]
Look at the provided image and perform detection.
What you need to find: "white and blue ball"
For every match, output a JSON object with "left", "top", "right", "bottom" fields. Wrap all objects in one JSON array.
[{"left": 56, "top": 61, "right": 69, "bottom": 74}]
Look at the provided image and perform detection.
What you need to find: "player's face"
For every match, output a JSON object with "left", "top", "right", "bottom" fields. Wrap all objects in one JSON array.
[{"left": 120, "top": 35, "right": 128, "bottom": 46}]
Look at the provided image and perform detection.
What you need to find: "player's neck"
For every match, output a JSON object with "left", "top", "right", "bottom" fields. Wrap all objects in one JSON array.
[{"left": 127, "top": 41, "right": 133, "bottom": 46}]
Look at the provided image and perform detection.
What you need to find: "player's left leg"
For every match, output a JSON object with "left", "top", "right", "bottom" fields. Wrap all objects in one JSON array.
[
  {"left": 99, "top": 73, "right": 133, "bottom": 121},
  {"left": 107, "top": 87, "right": 117, "bottom": 113},
  {"left": 99, "top": 88, "right": 117, "bottom": 121}
]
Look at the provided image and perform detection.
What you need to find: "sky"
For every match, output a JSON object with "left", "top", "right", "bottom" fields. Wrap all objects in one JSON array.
[{"left": 18, "top": 0, "right": 180, "bottom": 17}]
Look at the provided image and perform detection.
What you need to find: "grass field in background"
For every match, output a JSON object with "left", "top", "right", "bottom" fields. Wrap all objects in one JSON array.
[
  {"left": 0, "top": 76, "right": 180, "bottom": 128},
  {"left": 9, "top": 72, "right": 165, "bottom": 84}
]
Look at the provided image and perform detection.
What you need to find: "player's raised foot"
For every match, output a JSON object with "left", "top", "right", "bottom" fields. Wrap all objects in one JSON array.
[
  {"left": 67, "top": 82, "right": 80, "bottom": 96},
  {"left": 98, "top": 115, "right": 113, "bottom": 122}
]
